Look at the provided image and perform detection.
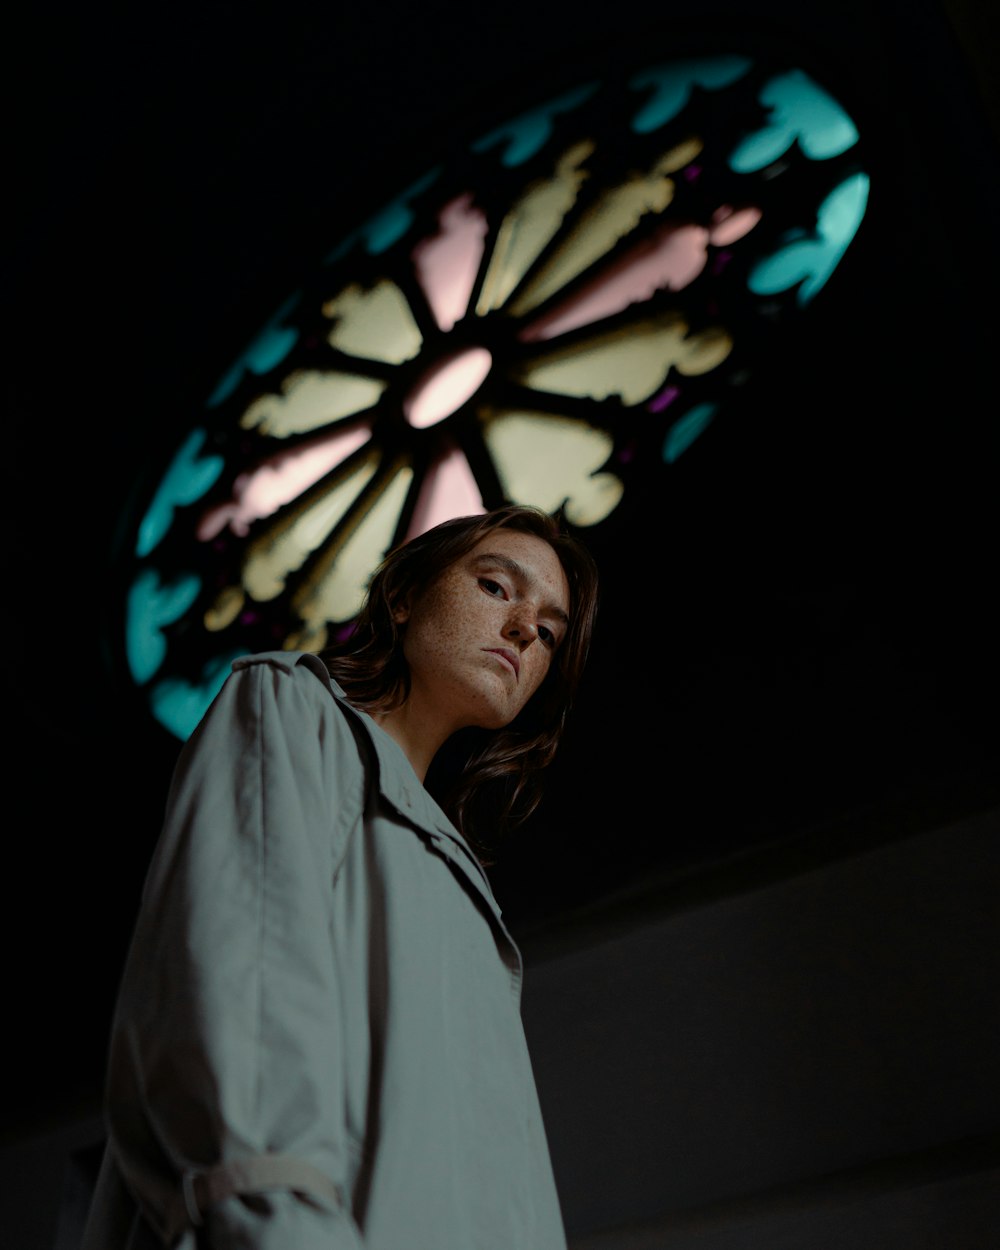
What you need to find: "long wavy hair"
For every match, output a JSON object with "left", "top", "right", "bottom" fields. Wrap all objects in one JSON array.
[{"left": 320, "top": 504, "right": 600, "bottom": 864}]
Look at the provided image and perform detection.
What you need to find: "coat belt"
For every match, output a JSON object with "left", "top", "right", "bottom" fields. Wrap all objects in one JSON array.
[{"left": 167, "top": 1152, "right": 344, "bottom": 1239}]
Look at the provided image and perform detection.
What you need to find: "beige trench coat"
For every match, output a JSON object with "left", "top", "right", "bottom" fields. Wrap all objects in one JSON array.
[{"left": 81, "top": 651, "right": 568, "bottom": 1250}]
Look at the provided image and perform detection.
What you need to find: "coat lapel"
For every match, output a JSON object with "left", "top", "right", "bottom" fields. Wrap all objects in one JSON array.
[{"left": 290, "top": 653, "right": 509, "bottom": 931}]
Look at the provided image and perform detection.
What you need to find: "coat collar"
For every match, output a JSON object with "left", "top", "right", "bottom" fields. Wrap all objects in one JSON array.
[{"left": 284, "top": 652, "right": 506, "bottom": 926}]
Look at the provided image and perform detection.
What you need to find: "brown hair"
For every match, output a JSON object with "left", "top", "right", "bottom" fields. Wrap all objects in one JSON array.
[{"left": 320, "top": 504, "right": 600, "bottom": 863}]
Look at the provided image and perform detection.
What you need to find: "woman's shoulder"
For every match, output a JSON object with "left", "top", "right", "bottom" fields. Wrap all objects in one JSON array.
[
  {"left": 199, "top": 650, "right": 355, "bottom": 739},
  {"left": 231, "top": 648, "right": 343, "bottom": 696},
  {"left": 192, "top": 650, "right": 371, "bottom": 779}
]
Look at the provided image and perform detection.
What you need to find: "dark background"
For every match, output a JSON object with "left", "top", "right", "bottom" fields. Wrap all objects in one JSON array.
[{"left": 6, "top": 0, "right": 998, "bottom": 1159}]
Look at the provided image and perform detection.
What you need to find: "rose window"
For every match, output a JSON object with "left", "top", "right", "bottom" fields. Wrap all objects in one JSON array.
[{"left": 123, "top": 50, "right": 868, "bottom": 739}]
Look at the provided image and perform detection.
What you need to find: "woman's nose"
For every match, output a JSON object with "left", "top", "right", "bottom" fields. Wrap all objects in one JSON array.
[{"left": 503, "top": 613, "right": 537, "bottom": 645}]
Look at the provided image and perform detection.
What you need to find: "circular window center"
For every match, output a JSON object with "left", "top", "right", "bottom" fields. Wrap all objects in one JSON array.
[{"left": 403, "top": 346, "right": 493, "bottom": 428}]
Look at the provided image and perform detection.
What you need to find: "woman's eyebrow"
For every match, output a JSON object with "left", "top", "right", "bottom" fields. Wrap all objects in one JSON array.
[{"left": 471, "top": 552, "right": 570, "bottom": 627}]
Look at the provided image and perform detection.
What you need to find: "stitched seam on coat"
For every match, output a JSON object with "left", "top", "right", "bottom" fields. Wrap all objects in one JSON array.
[{"left": 253, "top": 663, "right": 266, "bottom": 1129}]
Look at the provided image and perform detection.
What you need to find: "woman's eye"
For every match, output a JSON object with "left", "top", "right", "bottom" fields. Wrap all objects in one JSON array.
[
  {"left": 480, "top": 578, "right": 505, "bottom": 597},
  {"left": 538, "top": 625, "right": 556, "bottom": 647}
]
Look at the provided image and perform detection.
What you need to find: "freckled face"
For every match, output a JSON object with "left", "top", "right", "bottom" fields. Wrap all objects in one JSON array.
[{"left": 396, "top": 529, "right": 572, "bottom": 736}]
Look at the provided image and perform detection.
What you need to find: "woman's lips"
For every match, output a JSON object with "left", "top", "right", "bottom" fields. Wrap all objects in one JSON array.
[{"left": 483, "top": 648, "right": 519, "bottom": 679}]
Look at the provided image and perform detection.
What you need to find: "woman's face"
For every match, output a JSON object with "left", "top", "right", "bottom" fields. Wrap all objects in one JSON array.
[{"left": 397, "top": 528, "right": 572, "bottom": 735}]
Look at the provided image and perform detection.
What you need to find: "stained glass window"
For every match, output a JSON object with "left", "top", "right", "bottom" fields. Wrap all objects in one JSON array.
[{"left": 123, "top": 50, "right": 868, "bottom": 740}]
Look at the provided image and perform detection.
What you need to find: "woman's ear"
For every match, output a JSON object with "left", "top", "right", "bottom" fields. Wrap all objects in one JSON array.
[{"left": 390, "top": 592, "right": 411, "bottom": 625}]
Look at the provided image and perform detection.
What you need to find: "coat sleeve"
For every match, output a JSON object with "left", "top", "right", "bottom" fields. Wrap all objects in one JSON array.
[{"left": 101, "top": 655, "right": 368, "bottom": 1249}]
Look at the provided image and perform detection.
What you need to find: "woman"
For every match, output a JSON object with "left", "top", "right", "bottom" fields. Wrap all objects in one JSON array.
[{"left": 82, "top": 503, "right": 600, "bottom": 1250}]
